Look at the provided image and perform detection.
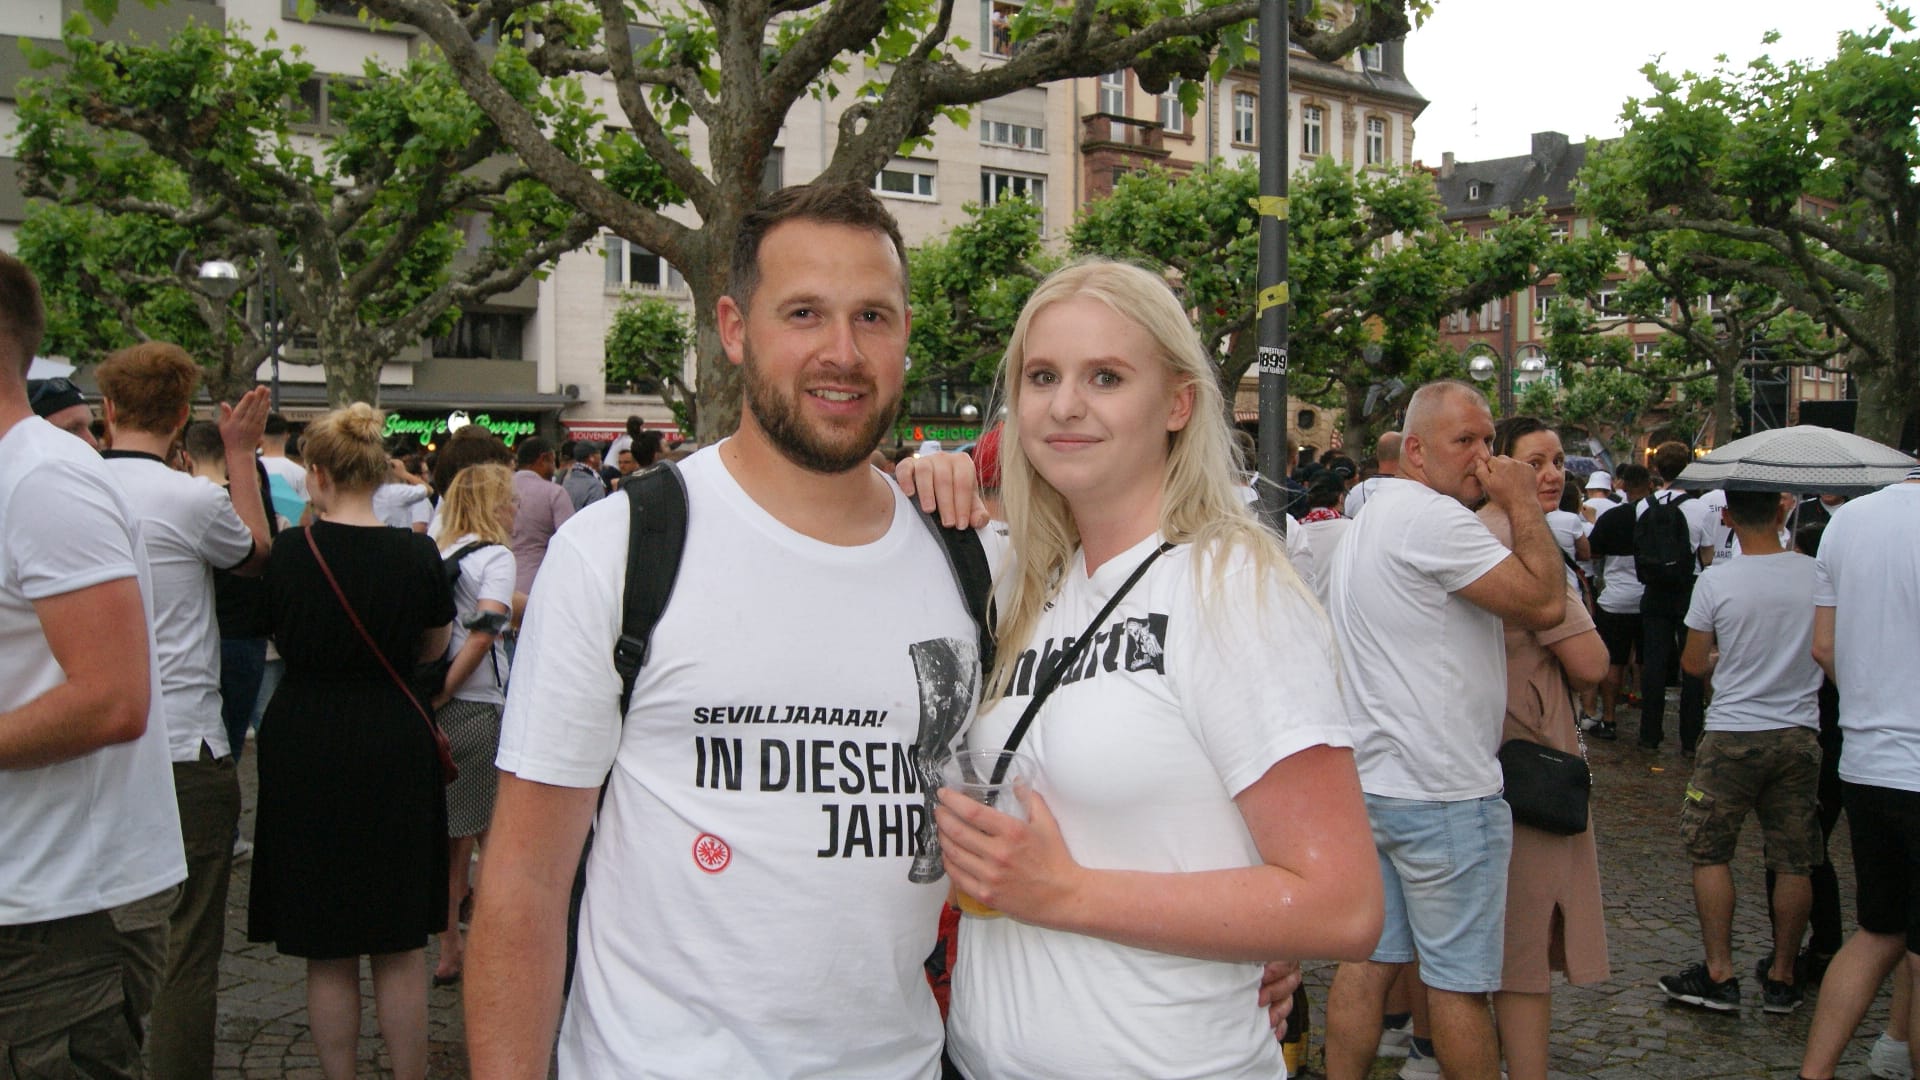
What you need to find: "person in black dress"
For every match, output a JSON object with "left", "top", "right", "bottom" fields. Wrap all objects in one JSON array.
[{"left": 249, "top": 403, "right": 454, "bottom": 1080}]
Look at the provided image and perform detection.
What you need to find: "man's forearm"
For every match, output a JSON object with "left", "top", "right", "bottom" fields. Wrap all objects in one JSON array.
[{"left": 466, "top": 886, "right": 572, "bottom": 1079}]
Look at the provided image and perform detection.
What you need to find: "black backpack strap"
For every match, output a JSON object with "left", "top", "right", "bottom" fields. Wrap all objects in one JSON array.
[
  {"left": 915, "top": 509, "right": 995, "bottom": 676},
  {"left": 444, "top": 539, "right": 492, "bottom": 573},
  {"left": 614, "top": 461, "right": 689, "bottom": 716}
]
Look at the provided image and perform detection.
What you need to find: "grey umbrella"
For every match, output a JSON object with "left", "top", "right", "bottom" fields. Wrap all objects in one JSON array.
[{"left": 1676, "top": 425, "right": 1918, "bottom": 496}]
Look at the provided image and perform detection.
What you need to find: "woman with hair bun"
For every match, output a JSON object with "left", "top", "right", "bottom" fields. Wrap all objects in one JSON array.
[
  {"left": 248, "top": 402, "right": 455, "bottom": 1080},
  {"left": 935, "top": 259, "right": 1383, "bottom": 1078}
]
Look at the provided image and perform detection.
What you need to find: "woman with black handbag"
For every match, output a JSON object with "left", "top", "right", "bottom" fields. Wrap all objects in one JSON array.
[
  {"left": 1477, "top": 416, "right": 1612, "bottom": 1080},
  {"left": 248, "top": 403, "right": 455, "bottom": 1080}
]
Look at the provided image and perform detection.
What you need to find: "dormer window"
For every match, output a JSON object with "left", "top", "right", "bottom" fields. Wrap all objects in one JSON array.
[{"left": 1467, "top": 180, "right": 1482, "bottom": 200}]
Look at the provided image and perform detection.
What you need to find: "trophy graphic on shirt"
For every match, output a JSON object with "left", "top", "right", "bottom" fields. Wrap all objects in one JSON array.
[{"left": 906, "top": 636, "right": 981, "bottom": 884}]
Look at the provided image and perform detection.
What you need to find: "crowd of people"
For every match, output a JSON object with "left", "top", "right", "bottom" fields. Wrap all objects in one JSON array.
[{"left": 1, "top": 173, "right": 1917, "bottom": 1080}]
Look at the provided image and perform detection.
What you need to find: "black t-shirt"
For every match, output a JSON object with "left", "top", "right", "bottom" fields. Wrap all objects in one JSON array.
[{"left": 1588, "top": 498, "right": 1640, "bottom": 559}]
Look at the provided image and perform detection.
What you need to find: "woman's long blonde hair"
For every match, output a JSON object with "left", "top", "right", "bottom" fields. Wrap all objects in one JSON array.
[
  {"left": 987, "top": 258, "right": 1304, "bottom": 701},
  {"left": 434, "top": 463, "right": 514, "bottom": 550}
]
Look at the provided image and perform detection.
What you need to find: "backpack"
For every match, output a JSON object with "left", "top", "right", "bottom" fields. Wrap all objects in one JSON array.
[
  {"left": 1632, "top": 492, "right": 1697, "bottom": 592},
  {"left": 563, "top": 461, "right": 995, "bottom": 990},
  {"left": 414, "top": 540, "right": 502, "bottom": 700}
]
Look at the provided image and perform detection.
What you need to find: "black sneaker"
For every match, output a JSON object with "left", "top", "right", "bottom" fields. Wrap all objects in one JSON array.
[
  {"left": 1593, "top": 721, "right": 1618, "bottom": 742},
  {"left": 1763, "top": 977, "right": 1805, "bottom": 1014},
  {"left": 1659, "top": 962, "right": 1740, "bottom": 1011}
]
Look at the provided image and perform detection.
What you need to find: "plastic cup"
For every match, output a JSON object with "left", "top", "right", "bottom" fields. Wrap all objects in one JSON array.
[{"left": 937, "top": 748, "right": 1032, "bottom": 918}]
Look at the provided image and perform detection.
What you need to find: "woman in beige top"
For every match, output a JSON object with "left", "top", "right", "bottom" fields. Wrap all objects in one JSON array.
[{"left": 1478, "top": 415, "right": 1612, "bottom": 1080}]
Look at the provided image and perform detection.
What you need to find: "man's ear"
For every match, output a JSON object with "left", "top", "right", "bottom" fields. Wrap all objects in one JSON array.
[{"left": 717, "top": 295, "right": 747, "bottom": 368}]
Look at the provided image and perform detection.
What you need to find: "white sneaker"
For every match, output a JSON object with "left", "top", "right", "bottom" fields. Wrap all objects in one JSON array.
[
  {"left": 1376, "top": 1016, "right": 1414, "bottom": 1058},
  {"left": 1398, "top": 1044, "right": 1440, "bottom": 1080},
  {"left": 1871, "top": 1034, "right": 1913, "bottom": 1080},
  {"left": 231, "top": 837, "right": 253, "bottom": 861}
]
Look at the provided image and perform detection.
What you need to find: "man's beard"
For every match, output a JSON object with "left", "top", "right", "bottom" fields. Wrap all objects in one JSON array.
[{"left": 741, "top": 344, "right": 899, "bottom": 474}]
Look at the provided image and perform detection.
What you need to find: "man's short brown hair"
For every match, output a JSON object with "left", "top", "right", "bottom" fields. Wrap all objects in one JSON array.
[
  {"left": 96, "top": 342, "right": 200, "bottom": 436},
  {"left": 1651, "top": 440, "right": 1692, "bottom": 487},
  {"left": 728, "top": 181, "right": 909, "bottom": 312},
  {"left": 0, "top": 253, "right": 46, "bottom": 376}
]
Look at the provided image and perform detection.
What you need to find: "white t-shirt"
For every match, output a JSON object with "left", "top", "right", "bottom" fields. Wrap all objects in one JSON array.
[
  {"left": 1285, "top": 515, "right": 1353, "bottom": 608},
  {"left": 1590, "top": 501, "right": 1648, "bottom": 615},
  {"left": 497, "top": 446, "right": 974, "bottom": 1079},
  {"left": 1344, "top": 474, "right": 1388, "bottom": 518},
  {"left": 1545, "top": 508, "right": 1585, "bottom": 589},
  {"left": 948, "top": 536, "right": 1348, "bottom": 1080},
  {"left": 1327, "top": 478, "right": 1510, "bottom": 801},
  {"left": 373, "top": 482, "right": 432, "bottom": 531},
  {"left": 1813, "top": 483, "right": 1920, "bottom": 791},
  {"left": 437, "top": 534, "right": 515, "bottom": 705},
  {"left": 0, "top": 419, "right": 186, "bottom": 924},
  {"left": 260, "top": 453, "right": 308, "bottom": 520},
  {"left": 101, "top": 454, "right": 256, "bottom": 761},
  {"left": 1684, "top": 551, "right": 1821, "bottom": 732},
  {"left": 1583, "top": 495, "right": 1619, "bottom": 521}
]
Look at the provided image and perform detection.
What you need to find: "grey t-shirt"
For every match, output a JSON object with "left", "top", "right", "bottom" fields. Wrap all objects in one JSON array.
[{"left": 1684, "top": 551, "right": 1821, "bottom": 732}]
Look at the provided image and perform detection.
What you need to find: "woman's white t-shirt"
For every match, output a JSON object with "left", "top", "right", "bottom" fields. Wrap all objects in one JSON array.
[
  {"left": 948, "top": 533, "right": 1351, "bottom": 1080},
  {"left": 439, "top": 533, "right": 516, "bottom": 704}
]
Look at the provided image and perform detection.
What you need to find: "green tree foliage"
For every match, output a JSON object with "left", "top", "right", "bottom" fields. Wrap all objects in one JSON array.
[
  {"left": 338, "top": 0, "right": 1434, "bottom": 440},
  {"left": 15, "top": 17, "right": 609, "bottom": 405},
  {"left": 1578, "top": 10, "right": 1920, "bottom": 445},
  {"left": 1545, "top": 227, "right": 1839, "bottom": 445},
  {"left": 906, "top": 196, "right": 1053, "bottom": 393},
  {"left": 1070, "top": 156, "right": 1553, "bottom": 437},
  {"left": 604, "top": 295, "right": 695, "bottom": 434}
]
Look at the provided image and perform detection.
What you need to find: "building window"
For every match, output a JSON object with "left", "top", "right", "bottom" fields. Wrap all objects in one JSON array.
[
  {"left": 1365, "top": 117, "right": 1387, "bottom": 165},
  {"left": 1479, "top": 299, "right": 1502, "bottom": 330},
  {"left": 1548, "top": 220, "right": 1570, "bottom": 243},
  {"left": 985, "top": 0, "right": 1018, "bottom": 58},
  {"left": 1534, "top": 287, "right": 1557, "bottom": 322},
  {"left": 1596, "top": 288, "right": 1624, "bottom": 317},
  {"left": 873, "top": 160, "right": 937, "bottom": 200},
  {"left": 1466, "top": 180, "right": 1481, "bottom": 200},
  {"left": 981, "top": 119, "right": 1045, "bottom": 151},
  {"left": 604, "top": 236, "right": 685, "bottom": 292},
  {"left": 1158, "top": 80, "right": 1187, "bottom": 135},
  {"left": 981, "top": 169, "right": 1046, "bottom": 230},
  {"left": 1300, "top": 105, "right": 1323, "bottom": 156},
  {"left": 1360, "top": 43, "right": 1384, "bottom": 71},
  {"left": 762, "top": 147, "right": 784, "bottom": 192},
  {"left": 1098, "top": 70, "right": 1126, "bottom": 116},
  {"left": 1232, "top": 91, "right": 1257, "bottom": 146},
  {"left": 1636, "top": 341, "right": 1656, "bottom": 363},
  {"left": 431, "top": 312, "right": 526, "bottom": 361}
]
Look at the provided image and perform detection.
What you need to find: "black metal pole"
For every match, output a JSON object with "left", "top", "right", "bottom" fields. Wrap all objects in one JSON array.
[{"left": 1253, "top": 0, "right": 1291, "bottom": 532}]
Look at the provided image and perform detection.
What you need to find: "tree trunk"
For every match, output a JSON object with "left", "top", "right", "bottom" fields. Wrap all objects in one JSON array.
[
  {"left": 324, "top": 341, "right": 383, "bottom": 407},
  {"left": 1341, "top": 378, "right": 1370, "bottom": 446},
  {"left": 690, "top": 290, "right": 739, "bottom": 444},
  {"left": 1711, "top": 361, "right": 1737, "bottom": 447},
  {"left": 1852, "top": 362, "right": 1909, "bottom": 447}
]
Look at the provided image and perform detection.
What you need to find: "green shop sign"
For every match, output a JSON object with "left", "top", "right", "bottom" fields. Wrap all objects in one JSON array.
[
  {"left": 384, "top": 410, "right": 538, "bottom": 447},
  {"left": 895, "top": 423, "right": 981, "bottom": 445}
]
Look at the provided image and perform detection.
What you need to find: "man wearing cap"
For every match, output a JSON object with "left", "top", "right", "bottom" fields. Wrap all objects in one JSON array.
[
  {"left": 95, "top": 343, "right": 275, "bottom": 1077},
  {"left": 27, "top": 376, "right": 99, "bottom": 449},
  {"left": 0, "top": 252, "right": 186, "bottom": 1078}
]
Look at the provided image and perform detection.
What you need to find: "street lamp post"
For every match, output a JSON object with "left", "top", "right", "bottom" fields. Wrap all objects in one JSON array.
[
  {"left": 1466, "top": 345, "right": 1547, "bottom": 414},
  {"left": 198, "top": 258, "right": 285, "bottom": 410}
]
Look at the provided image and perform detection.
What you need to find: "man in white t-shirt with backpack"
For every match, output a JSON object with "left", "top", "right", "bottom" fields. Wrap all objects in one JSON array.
[
  {"left": 469, "top": 183, "right": 993, "bottom": 1079},
  {"left": 1798, "top": 462, "right": 1920, "bottom": 1080},
  {"left": 1638, "top": 441, "right": 1717, "bottom": 753},
  {"left": 1657, "top": 488, "right": 1823, "bottom": 1016},
  {"left": 1322, "top": 380, "right": 1567, "bottom": 1080},
  {"left": 0, "top": 253, "right": 187, "bottom": 1078}
]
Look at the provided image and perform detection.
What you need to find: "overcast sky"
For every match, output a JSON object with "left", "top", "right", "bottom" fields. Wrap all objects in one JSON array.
[{"left": 1403, "top": 0, "right": 1903, "bottom": 165}]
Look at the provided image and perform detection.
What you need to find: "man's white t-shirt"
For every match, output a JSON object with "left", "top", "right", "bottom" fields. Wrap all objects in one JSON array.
[
  {"left": 1326, "top": 478, "right": 1510, "bottom": 801},
  {"left": 259, "top": 453, "right": 308, "bottom": 521},
  {"left": 437, "top": 534, "right": 515, "bottom": 705},
  {"left": 1583, "top": 495, "right": 1618, "bottom": 521},
  {"left": 1285, "top": 515, "right": 1353, "bottom": 608},
  {"left": 1684, "top": 551, "right": 1821, "bottom": 732},
  {"left": 0, "top": 419, "right": 186, "bottom": 924},
  {"left": 373, "top": 482, "right": 432, "bottom": 531},
  {"left": 497, "top": 446, "right": 974, "bottom": 1079},
  {"left": 948, "top": 535, "right": 1348, "bottom": 1080},
  {"left": 1814, "top": 483, "right": 1920, "bottom": 791},
  {"left": 103, "top": 453, "right": 256, "bottom": 761}
]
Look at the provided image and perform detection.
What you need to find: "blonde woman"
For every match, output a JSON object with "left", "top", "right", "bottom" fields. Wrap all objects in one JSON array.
[
  {"left": 249, "top": 404, "right": 453, "bottom": 1080},
  {"left": 428, "top": 462, "right": 520, "bottom": 984},
  {"left": 936, "top": 259, "right": 1383, "bottom": 1079}
]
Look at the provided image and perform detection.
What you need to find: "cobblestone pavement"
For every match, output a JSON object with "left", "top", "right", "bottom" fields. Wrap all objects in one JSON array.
[{"left": 213, "top": 704, "right": 1896, "bottom": 1078}]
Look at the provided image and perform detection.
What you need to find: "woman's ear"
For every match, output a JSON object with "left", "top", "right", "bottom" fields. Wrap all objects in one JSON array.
[{"left": 1166, "top": 378, "right": 1195, "bottom": 434}]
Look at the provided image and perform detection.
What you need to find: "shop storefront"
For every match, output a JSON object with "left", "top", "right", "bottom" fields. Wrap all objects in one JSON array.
[{"left": 382, "top": 409, "right": 541, "bottom": 450}]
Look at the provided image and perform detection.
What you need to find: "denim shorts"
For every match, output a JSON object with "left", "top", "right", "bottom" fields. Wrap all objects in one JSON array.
[{"left": 1365, "top": 792, "right": 1514, "bottom": 994}]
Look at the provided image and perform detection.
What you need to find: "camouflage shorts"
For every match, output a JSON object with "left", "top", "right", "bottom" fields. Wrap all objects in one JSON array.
[{"left": 1679, "top": 727, "right": 1823, "bottom": 874}]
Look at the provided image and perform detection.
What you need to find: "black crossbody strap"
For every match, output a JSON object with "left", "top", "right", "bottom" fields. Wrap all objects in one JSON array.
[
  {"left": 992, "top": 541, "right": 1173, "bottom": 784},
  {"left": 913, "top": 511, "right": 996, "bottom": 677}
]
